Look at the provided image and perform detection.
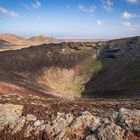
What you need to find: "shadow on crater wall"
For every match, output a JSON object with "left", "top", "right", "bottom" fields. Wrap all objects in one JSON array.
[{"left": 82, "top": 36, "right": 140, "bottom": 98}]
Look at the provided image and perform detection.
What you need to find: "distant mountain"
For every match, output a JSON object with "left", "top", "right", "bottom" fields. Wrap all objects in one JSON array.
[
  {"left": 0, "top": 34, "right": 28, "bottom": 45},
  {"left": 0, "top": 39, "right": 14, "bottom": 46},
  {"left": 0, "top": 34, "right": 61, "bottom": 46},
  {"left": 0, "top": 34, "right": 105, "bottom": 50},
  {"left": 28, "top": 35, "right": 61, "bottom": 45},
  {"left": 28, "top": 35, "right": 50, "bottom": 41}
]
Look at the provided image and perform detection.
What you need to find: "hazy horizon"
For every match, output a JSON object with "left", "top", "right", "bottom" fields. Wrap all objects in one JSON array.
[{"left": 0, "top": 33, "right": 140, "bottom": 40}]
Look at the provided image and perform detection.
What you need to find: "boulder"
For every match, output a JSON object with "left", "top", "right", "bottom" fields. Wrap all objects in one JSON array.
[
  {"left": 98, "top": 123, "right": 124, "bottom": 140},
  {"left": 0, "top": 104, "right": 23, "bottom": 130},
  {"left": 117, "top": 108, "right": 140, "bottom": 131},
  {"left": 85, "top": 135, "right": 97, "bottom": 140},
  {"left": 45, "top": 112, "right": 74, "bottom": 139},
  {"left": 55, "top": 111, "right": 101, "bottom": 140}
]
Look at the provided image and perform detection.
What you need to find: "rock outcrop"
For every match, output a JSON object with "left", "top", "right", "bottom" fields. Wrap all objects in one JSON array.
[
  {"left": 117, "top": 108, "right": 140, "bottom": 132},
  {"left": 0, "top": 104, "right": 23, "bottom": 131},
  {"left": 0, "top": 103, "right": 140, "bottom": 140}
]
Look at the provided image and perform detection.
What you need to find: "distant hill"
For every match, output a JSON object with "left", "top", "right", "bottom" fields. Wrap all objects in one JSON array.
[
  {"left": 0, "top": 39, "right": 14, "bottom": 46},
  {"left": 29, "top": 35, "right": 50, "bottom": 42},
  {"left": 0, "top": 34, "right": 61, "bottom": 46},
  {"left": 0, "top": 34, "right": 28, "bottom": 45},
  {"left": 0, "top": 34, "right": 107, "bottom": 51},
  {"left": 28, "top": 35, "right": 61, "bottom": 45}
]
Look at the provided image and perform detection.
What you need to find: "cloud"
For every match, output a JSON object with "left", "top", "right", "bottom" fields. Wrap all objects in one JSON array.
[
  {"left": 78, "top": 4, "right": 96, "bottom": 14},
  {"left": 101, "top": 0, "right": 114, "bottom": 12},
  {"left": 0, "top": 7, "right": 18, "bottom": 17},
  {"left": 31, "top": 1, "right": 41, "bottom": 9},
  {"left": 22, "top": 4, "right": 30, "bottom": 9},
  {"left": 122, "top": 21, "right": 139, "bottom": 30},
  {"left": 37, "top": 15, "right": 43, "bottom": 21},
  {"left": 126, "top": 0, "right": 140, "bottom": 4},
  {"left": 122, "top": 11, "right": 135, "bottom": 20},
  {"left": 122, "top": 21, "right": 131, "bottom": 27},
  {"left": 97, "top": 20, "right": 102, "bottom": 26},
  {"left": 22, "top": 1, "right": 41, "bottom": 9}
]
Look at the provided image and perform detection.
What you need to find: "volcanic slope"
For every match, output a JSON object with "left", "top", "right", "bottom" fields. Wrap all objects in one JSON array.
[{"left": 0, "top": 36, "right": 140, "bottom": 98}]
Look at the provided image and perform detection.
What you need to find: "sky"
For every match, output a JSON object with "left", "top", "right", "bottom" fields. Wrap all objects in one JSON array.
[{"left": 0, "top": 0, "right": 140, "bottom": 39}]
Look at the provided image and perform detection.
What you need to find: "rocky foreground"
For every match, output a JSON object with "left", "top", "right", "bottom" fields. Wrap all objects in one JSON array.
[{"left": 0, "top": 94, "right": 140, "bottom": 140}]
